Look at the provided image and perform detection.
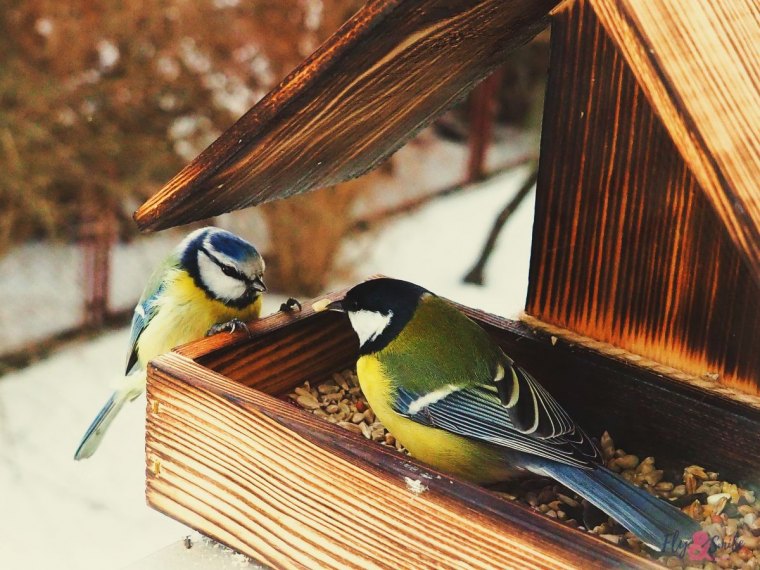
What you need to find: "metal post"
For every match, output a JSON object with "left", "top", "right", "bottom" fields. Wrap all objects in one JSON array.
[
  {"left": 465, "top": 68, "right": 503, "bottom": 184},
  {"left": 81, "top": 204, "right": 115, "bottom": 328}
]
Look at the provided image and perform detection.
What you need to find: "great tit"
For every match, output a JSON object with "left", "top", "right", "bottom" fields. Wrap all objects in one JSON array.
[
  {"left": 324, "top": 278, "right": 699, "bottom": 550},
  {"left": 74, "top": 226, "right": 267, "bottom": 460}
]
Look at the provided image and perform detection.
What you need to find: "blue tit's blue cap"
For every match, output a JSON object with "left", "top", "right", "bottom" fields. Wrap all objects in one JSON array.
[{"left": 206, "top": 229, "right": 260, "bottom": 262}]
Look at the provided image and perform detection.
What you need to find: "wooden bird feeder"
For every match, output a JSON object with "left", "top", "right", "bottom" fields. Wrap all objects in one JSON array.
[{"left": 140, "top": 0, "right": 760, "bottom": 567}]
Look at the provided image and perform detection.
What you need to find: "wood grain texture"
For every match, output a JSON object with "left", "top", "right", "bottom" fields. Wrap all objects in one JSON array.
[
  {"left": 589, "top": 0, "right": 760, "bottom": 285},
  {"left": 133, "top": 0, "right": 558, "bottom": 231},
  {"left": 146, "top": 352, "right": 658, "bottom": 570},
  {"left": 529, "top": 0, "right": 760, "bottom": 395}
]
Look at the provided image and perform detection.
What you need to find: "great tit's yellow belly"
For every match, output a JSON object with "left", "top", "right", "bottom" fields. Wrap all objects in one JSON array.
[
  {"left": 356, "top": 355, "right": 515, "bottom": 484},
  {"left": 136, "top": 272, "right": 262, "bottom": 368}
]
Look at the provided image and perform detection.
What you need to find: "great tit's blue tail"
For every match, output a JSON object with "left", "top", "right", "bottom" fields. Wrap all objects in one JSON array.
[
  {"left": 540, "top": 462, "right": 699, "bottom": 551},
  {"left": 74, "top": 373, "right": 145, "bottom": 460}
]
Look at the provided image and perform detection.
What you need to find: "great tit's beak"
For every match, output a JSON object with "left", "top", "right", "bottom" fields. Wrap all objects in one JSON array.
[
  {"left": 311, "top": 299, "right": 346, "bottom": 313},
  {"left": 312, "top": 298, "right": 345, "bottom": 312},
  {"left": 325, "top": 300, "right": 345, "bottom": 312},
  {"left": 251, "top": 276, "right": 267, "bottom": 292}
]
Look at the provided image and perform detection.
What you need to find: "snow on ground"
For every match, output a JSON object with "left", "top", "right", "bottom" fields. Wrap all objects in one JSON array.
[
  {"left": 0, "top": 169, "right": 534, "bottom": 569},
  {"left": 0, "top": 297, "right": 286, "bottom": 570}
]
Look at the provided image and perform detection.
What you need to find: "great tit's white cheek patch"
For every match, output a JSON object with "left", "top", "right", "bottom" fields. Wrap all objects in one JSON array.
[
  {"left": 348, "top": 309, "right": 393, "bottom": 347},
  {"left": 198, "top": 251, "right": 246, "bottom": 301}
]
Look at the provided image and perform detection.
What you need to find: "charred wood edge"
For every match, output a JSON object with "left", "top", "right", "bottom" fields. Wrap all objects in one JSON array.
[
  {"left": 520, "top": 313, "right": 760, "bottom": 410},
  {"left": 134, "top": 0, "right": 559, "bottom": 232},
  {"left": 530, "top": 0, "right": 759, "bottom": 394},
  {"left": 135, "top": 0, "right": 399, "bottom": 229},
  {"left": 147, "top": 351, "right": 658, "bottom": 569}
]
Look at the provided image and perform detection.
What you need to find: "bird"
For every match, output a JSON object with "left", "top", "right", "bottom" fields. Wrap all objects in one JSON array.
[
  {"left": 74, "top": 226, "right": 267, "bottom": 460},
  {"left": 322, "top": 277, "right": 699, "bottom": 550}
]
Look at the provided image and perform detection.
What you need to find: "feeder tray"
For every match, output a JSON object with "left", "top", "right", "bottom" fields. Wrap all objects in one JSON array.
[{"left": 145, "top": 291, "right": 760, "bottom": 570}]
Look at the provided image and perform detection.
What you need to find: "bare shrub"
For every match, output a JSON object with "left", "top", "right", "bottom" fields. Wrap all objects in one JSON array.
[{"left": 0, "top": 0, "right": 363, "bottom": 250}]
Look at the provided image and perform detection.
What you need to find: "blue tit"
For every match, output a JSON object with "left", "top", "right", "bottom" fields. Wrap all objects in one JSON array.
[
  {"left": 74, "top": 226, "right": 266, "bottom": 460},
  {"left": 324, "top": 278, "right": 699, "bottom": 550}
]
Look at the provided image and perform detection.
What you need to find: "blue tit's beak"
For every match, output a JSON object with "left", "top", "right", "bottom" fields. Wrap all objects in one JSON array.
[
  {"left": 325, "top": 300, "right": 345, "bottom": 312},
  {"left": 251, "top": 276, "right": 267, "bottom": 292}
]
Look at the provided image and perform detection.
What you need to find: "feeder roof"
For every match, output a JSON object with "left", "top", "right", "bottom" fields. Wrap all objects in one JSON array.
[
  {"left": 135, "top": 0, "right": 759, "bottom": 284},
  {"left": 133, "top": 0, "right": 558, "bottom": 232}
]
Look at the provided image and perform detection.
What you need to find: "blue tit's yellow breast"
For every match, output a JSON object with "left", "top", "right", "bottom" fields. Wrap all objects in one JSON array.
[
  {"left": 356, "top": 355, "right": 512, "bottom": 484},
  {"left": 136, "top": 270, "right": 262, "bottom": 368}
]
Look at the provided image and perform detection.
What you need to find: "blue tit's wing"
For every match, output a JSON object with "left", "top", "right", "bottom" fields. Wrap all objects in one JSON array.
[
  {"left": 125, "top": 254, "right": 179, "bottom": 374},
  {"left": 124, "top": 294, "right": 160, "bottom": 375},
  {"left": 393, "top": 365, "right": 601, "bottom": 469}
]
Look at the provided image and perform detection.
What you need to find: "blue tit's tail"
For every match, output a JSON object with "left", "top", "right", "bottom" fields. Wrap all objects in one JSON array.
[
  {"left": 540, "top": 462, "right": 700, "bottom": 551},
  {"left": 74, "top": 373, "right": 145, "bottom": 460}
]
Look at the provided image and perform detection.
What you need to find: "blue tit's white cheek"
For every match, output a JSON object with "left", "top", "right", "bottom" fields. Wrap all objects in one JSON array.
[
  {"left": 197, "top": 251, "right": 246, "bottom": 300},
  {"left": 347, "top": 310, "right": 393, "bottom": 347}
]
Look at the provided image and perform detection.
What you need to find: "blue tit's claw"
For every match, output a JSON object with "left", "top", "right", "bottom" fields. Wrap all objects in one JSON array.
[
  {"left": 206, "top": 318, "right": 251, "bottom": 337},
  {"left": 280, "top": 297, "right": 302, "bottom": 313}
]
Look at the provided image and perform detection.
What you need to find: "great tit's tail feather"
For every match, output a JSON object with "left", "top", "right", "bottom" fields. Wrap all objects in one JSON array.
[
  {"left": 541, "top": 462, "right": 699, "bottom": 551},
  {"left": 74, "top": 374, "right": 144, "bottom": 460}
]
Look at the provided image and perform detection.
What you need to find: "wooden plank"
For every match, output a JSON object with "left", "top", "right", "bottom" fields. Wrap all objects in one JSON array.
[
  {"left": 589, "top": 0, "right": 760, "bottom": 285},
  {"left": 529, "top": 0, "right": 760, "bottom": 395},
  {"left": 133, "top": 0, "right": 558, "bottom": 232},
  {"left": 146, "top": 352, "right": 658, "bottom": 569}
]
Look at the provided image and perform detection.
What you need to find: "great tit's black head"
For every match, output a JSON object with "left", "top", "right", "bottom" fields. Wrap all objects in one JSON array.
[{"left": 330, "top": 278, "right": 430, "bottom": 354}]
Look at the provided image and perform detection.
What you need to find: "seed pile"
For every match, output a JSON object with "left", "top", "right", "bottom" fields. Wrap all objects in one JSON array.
[
  {"left": 286, "top": 370, "right": 406, "bottom": 453},
  {"left": 287, "top": 371, "right": 758, "bottom": 569}
]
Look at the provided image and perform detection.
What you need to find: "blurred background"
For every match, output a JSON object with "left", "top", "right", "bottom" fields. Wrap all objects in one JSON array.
[{"left": 0, "top": 1, "right": 548, "bottom": 567}]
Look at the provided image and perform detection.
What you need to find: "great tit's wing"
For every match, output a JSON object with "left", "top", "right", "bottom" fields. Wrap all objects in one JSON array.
[
  {"left": 393, "top": 368, "right": 601, "bottom": 469},
  {"left": 124, "top": 255, "right": 178, "bottom": 374},
  {"left": 494, "top": 363, "right": 578, "bottom": 439},
  {"left": 390, "top": 295, "right": 601, "bottom": 467}
]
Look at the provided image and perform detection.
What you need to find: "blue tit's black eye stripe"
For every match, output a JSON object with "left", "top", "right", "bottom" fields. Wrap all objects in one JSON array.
[
  {"left": 200, "top": 246, "right": 249, "bottom": 283},
  {"left": 220, "top": 264, "right": 240, "bottom": 278}
]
